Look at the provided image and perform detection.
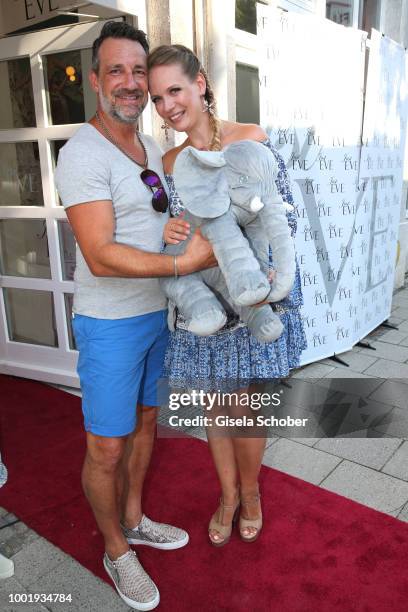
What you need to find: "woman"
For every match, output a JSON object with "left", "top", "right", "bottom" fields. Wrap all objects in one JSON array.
[{"left": 148, "top": 45, "right": 306, "bottom": 546}]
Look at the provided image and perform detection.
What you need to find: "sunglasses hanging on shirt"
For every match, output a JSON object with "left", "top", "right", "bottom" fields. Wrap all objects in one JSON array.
[{"left": 94, "top": 111, "right": 169, "bottom": 214}]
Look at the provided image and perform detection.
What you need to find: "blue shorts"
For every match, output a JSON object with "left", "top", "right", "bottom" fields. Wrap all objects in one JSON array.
[{"left": 72, "top": 310, "right": 169, "bottom": 437}]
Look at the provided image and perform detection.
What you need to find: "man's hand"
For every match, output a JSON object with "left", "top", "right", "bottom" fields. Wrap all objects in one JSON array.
[
  {"left": 163, "top": 215, "right": 190, "bottom": 244},
  {"left": 178, "top": 229, "right": 217, "bottom": 275}
]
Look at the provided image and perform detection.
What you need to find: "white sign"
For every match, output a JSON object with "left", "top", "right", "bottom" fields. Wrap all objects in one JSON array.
[
  {"left": 358, "top": 30, "right": 408, "bottom": 334},
  {"left": 0, "top": 0, "right": 140, "bottom": 34},
  {"left": 0, "top": 0, "right": 82, "bottom": 33},
  {"left": 258, "top": 7, "right": 408, "bottom": 364}
]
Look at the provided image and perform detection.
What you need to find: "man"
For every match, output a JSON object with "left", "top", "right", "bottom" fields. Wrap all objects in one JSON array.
[{"left": 55, "top": 21, "right": 214, "bottom": 611}]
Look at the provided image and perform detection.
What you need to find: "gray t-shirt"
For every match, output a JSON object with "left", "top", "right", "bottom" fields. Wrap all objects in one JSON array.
[{"left": 55, "top": 124, "right": 168, "bottom": 319}]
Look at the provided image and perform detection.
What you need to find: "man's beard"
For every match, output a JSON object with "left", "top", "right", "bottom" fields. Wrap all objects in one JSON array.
[{"left": 99, "top": 88, "right": 147, "bottom": 124}]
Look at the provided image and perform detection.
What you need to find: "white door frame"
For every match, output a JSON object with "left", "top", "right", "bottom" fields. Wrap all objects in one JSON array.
[{"left": 0, "top": 20, "right": 114, "bottom": 386}]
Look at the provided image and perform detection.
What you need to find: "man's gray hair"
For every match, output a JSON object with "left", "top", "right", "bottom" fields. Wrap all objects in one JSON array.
[{"left": 92, "top": 21, "right": 149, "bottom": 73}]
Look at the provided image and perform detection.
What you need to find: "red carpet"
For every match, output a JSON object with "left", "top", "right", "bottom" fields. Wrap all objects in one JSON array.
[{"left": 1, "top": 374, "right": 408, "bottom": 611}]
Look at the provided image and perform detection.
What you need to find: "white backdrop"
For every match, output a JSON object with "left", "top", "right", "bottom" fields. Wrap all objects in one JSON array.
[
  {"left": 257, "top": 5, "right": 408, "bottom": 364},
  {"left": 358, "top": 30, "right": 408, "bottom": 337}
]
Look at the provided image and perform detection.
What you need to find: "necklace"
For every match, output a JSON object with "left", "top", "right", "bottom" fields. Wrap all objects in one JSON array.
[{"left": 94, "top": 110, "right": 148, "bottom": 170}]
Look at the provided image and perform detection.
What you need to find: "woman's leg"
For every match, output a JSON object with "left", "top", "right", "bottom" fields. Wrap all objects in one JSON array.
[
  {"left": 206, "top": 432, "right": 239, "bottom": 544},
  {"left": 205, "top": 385, "right": 267, "bottom": 542},
  {"left": 230, "top": 383, "right": 267, "bottom": 538},
  {"left": 232, "top": 436, "right": 265, "bottom": 537},
  {"left": 205, "top": 390, "right": 246, "bottom": 544}
]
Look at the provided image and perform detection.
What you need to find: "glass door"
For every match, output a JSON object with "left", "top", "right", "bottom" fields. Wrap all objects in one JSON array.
[{"left": 0, "top": 21, "right": 111, "bottom": 386}]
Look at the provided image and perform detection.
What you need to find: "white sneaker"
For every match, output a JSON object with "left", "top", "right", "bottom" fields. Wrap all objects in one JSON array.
[
  {"left": 103, "top": 550, "right": 159, "bottom": 611},
  {"left": 0, "top": 553, "right": 14, "bottom": 579},
  {"left": 122, "top": 515, "right": 189, "bottom": 550}
]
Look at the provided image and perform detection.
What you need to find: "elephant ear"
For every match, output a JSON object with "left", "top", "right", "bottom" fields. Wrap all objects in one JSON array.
[{"left": 173, "top": 146, "right": 230, "bottom": 218}]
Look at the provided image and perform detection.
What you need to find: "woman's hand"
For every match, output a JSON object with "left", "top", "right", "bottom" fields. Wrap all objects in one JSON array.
[{"left": 164, "top": 215, "right": 190, "bottom": 244}]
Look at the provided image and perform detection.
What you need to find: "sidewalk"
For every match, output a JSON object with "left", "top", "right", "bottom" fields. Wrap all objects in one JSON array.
[{"left": 1, "top": 282, "right": 408, "bottom": 611}]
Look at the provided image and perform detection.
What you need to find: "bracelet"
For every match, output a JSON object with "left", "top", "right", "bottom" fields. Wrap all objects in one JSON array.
[{"left": 174, "top": 255, "right": 178, "bottom": 280}]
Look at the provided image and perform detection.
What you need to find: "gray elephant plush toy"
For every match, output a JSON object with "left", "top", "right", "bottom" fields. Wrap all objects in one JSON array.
[{"left": 161, "top": 139, "right": 296, "bottom": 343}]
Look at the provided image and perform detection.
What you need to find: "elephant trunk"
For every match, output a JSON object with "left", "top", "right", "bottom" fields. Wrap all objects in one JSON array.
[{"left": 259, "top": 195, "right": 296, "bottom": 302}]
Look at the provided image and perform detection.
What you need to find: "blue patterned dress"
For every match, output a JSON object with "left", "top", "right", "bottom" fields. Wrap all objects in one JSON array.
[{"left": 162, "top": 139, "right": 307, "bottom": 390}]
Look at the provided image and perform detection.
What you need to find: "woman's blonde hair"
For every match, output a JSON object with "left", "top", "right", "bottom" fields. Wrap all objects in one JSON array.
[{"left": 148, "top": 44, "right": 221, "bottom": 151}]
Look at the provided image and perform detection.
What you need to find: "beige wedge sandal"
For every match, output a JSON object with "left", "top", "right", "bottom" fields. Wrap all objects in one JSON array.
[
  {"left": 239, "top": 493, "right": 262, "bottom": 543},
  {"left": 208, "top": 498, "right": 240, "bottom": 547}
]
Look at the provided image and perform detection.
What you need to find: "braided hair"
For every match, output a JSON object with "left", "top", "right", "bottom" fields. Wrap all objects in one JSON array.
[{"left": 148, "top": 45, "right": 222, "bottom": 151}]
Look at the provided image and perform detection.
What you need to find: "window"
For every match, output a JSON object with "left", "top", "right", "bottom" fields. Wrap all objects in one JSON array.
[
  {"left": 326, "top": 1, "right": 359, "bottom": 27},
  {"left": 236, "top": 64, "right": 260, "bottom": 124},
  {"left": 236, "top": 0, "right": 257, "bottom": 34},
  {"left": 236, "top": 0, "right": 269, "bottom": 35}
]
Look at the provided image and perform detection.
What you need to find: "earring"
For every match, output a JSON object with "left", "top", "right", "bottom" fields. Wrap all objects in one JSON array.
[
  {"left": 161, "top": 121, "right": 170, "bottom": 141},
  {"left": 202, "top": 98, "right": 215, "bottom": 115}
]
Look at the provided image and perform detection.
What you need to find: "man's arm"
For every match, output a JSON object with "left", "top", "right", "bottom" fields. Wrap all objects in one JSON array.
[{"left": 66, "top": 200, "right": 215, "bottom": 277}]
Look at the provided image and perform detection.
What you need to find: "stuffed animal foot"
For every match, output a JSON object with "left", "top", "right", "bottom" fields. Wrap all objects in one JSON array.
[
  {"left": 266, "top": 272, "right": 296, "bottom": 303},
  {"left": 229, "top": 271, "right": 270, "bottom": 307},
  {"left": 242, "top": 306, "right": 284, "bottom": 343},
  {"left": 253, "top": 316, "right": 284, "bottom": 343},
  {"left": 185, "top": 307, "right": 228, "bottom": 336}
]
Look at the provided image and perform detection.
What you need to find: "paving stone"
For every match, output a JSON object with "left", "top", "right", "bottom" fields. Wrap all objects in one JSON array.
[
  {"left": 322, "top": 427, "right": 397, "bottom": 439},
  {"left": 0, "top": 578, "right": 49, "bottom": 612},
  {"left": 320, "top": 348, "right": 362, "bottom": 366},
  {"left": 268, "top": 406, "right": 347, "bottom": 439},
  {"left": 314, "top": 437, "right": 401, "bottom": 470},
  {"left": 264, "top": 434, "right": 282, "bottom": 450},
  {"left": 314, "top": 386, "right": 393, "bottom": 436},
  {"left": 278, "top": 378, "right": 337, "bottom": 410},
  {"left": 0, "top": 507, "right": 13, "bottom": 517},
  {"left": 0, "top": 576, "right": 25, "bottom": 596},
  {"left": 396, "top": 319, "right": 408, "bottom": 332},
  {"left": 368, "top": 380, "right": 408, "bottom": 410},
  {"left": 290, "top": 362, "right": 336, "bottom": 379},
  {"left": 0, "top": 522, "right": 41, "bottom": 558},
  {"left": 378, "top": 329, "right": 408, "bottom": 344},
  {"left": 0, "top": 511, "right": 19, "bottom": 529},
  {"left": 387, "top": 316, "right": 404, "bottom": 326},
  {"left": 390, "top": 306, "right": 408, "bottom": 319},
  {"left": 320, "top": 352, "right": 378, "bottom": 373},
  {"left": 319, "top": 376, "right": 383, "bottom": 396},
  {"left": 397, "top": 500, "right": 408, "bottom": 522},
  {"left": 262, "top": 438, "right": 341, "bottom": 485},
  {"left": 274, "top": 435, "right": 320, "bottom": 447},
  {"left": 320, "top": 460, "right": 408, "bottom": 515},
  {"left": 323, "top": 368, "right": 378, "bottom": 379},
  {"left": 11, "top": 538, "right": 69, "bottom": 588},
  {"left": 256, "top": 394, "right": 345, "bottom": 439},
  {"left": 374, "top": 407, "right": 408, "bottom": 438},
  {"left": 366, "top": 327, "right": 387, "bottom": 340},
  {"left": 359, "top": 340, "right": 408, "bottom": 363},
  {"left": 29, "top": 556, "right": 129, "bottom": 611},
  {"left": 392, "top": 294, "right": 408, "bottom": 307},
  {"left": 0, "top": 591, "right": 49, "bottom": 612},
  {"left": 364, "top": 359, "right": 408, "bottom": 379},
  {"left": 382, "top": 441, "right": 408, "bottom": 480}
]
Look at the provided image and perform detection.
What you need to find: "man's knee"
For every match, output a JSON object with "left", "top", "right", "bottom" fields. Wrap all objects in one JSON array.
[{"left": 86, "top": 433, "right": 127, "bottom": 471}]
